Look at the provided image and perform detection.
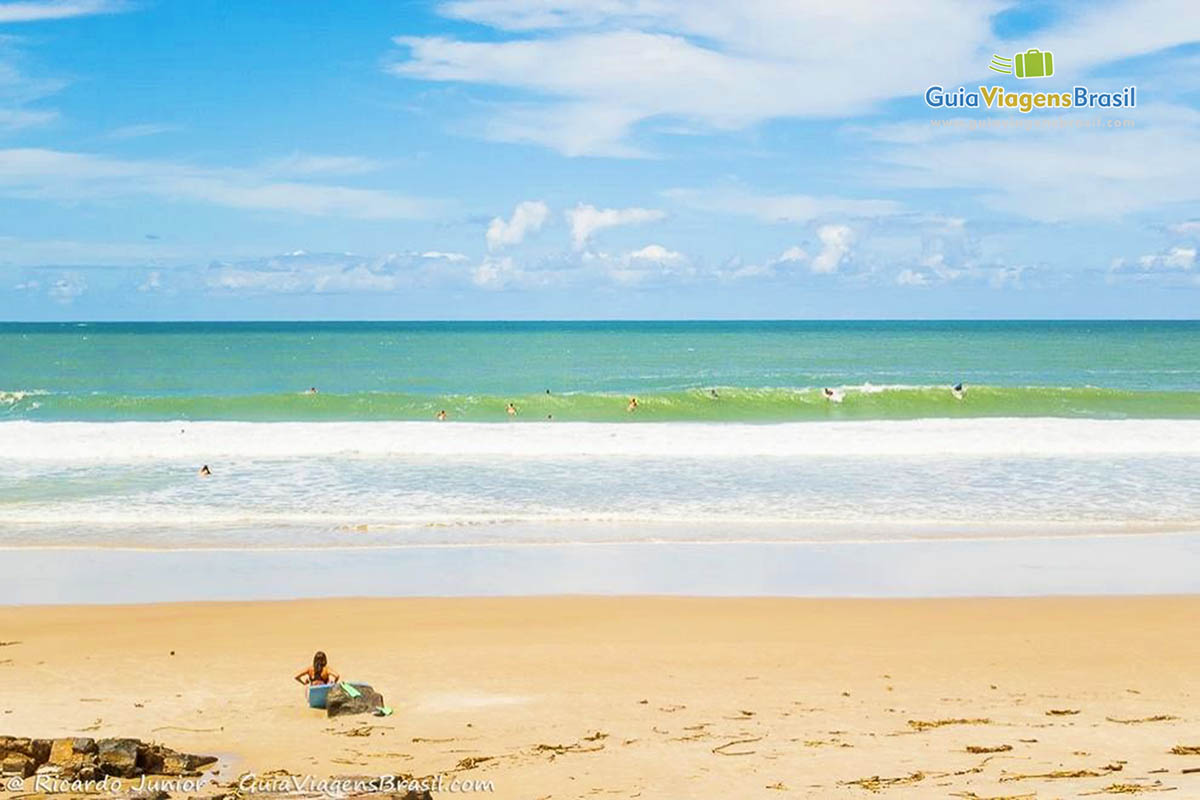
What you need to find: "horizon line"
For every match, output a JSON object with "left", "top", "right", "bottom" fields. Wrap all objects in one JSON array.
[{"left": 2, "top": 317, "right": 1199, "bottom": 325}]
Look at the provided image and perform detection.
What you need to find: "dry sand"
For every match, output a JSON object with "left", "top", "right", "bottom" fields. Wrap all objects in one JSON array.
[{"left": 2, "top": 595, "right": 1199, "bottom": 798}]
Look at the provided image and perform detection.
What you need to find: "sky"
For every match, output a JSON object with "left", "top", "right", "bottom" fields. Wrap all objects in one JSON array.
[{"left": 0, "top": 0, "right": 1198, "bottom": 320}]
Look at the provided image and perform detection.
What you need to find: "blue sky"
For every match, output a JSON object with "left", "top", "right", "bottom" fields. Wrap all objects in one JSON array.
[{"left": 0, "top": 0, "right": 1198, "bottom": 320}]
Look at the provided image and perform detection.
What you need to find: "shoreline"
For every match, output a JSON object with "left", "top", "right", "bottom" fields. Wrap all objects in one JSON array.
[
  {"left": 2, "top": 520, "right": 1199, "bottom": 550},
  {"left": 3, "top": 595, "right": 1199, "bottom": 799},
  {"left": 5, "top": 533, "right": 1200, "bottom": 605}
]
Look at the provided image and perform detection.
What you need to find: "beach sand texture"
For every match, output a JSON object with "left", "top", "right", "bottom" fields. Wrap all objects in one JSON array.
[{"left": 2, "top": 595, "right": 1199, "bottom": 799}]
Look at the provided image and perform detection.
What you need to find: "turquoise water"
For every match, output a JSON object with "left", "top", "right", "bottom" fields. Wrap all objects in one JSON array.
[
  {"left": 1, "top": 321, "right": 1199, "bottom": 554},
  {"left": 2, "top": 321, "right": 1199, "bottom": 421}
]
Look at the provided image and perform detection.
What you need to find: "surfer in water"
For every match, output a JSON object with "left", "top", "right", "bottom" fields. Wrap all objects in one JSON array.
[
  {"left": 294, "top": 650, "right": 339, "bottom": 685},
  {"left": 506, "top": 402, "right": 517, "bottom": 416},
  {"left": 822, "top": 387, "right": 844, "bottom": 403},
  {"left": 198, "top": 465, "right": 212, "bottom": 477},
  {"left": 305, "top": 387, "right": 318, "bottom": 394},
  {"left": 951, "top": 382, "right": 965, "bottom": 400},
  {"left": 436, "top": 409, "right": 447, "bottom": 421},
  {"left": 627, "top": 397, "right": 639, "bottom": 412}
]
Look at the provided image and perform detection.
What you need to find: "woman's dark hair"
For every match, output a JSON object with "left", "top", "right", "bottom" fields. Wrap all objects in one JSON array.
[{"left": 312, "top": 651, "right": 327, "bottom": 676}]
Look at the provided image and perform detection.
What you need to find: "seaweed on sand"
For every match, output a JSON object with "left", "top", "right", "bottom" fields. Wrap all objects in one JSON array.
[
  {"left": 907, "top": 718, "right": 990, "bottom": 731},
  {"left": 841, "top": 771, "right": 926, "bottom": 792}
]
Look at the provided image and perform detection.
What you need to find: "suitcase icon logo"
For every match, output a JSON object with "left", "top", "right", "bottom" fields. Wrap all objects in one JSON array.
[{"left": 989, "top": 49, "right": 1054, "bottom": 79}]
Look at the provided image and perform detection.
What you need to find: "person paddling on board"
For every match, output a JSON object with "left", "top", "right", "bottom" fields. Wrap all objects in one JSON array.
[
  {"left": 951, "top": 382, "right": 965, "bottom": 400},
  {"left": 822, "top": 387, "right": 844, "bottom": 403},
  {"left": 295, "top": 650, "right": 339, "bottom": 685}
]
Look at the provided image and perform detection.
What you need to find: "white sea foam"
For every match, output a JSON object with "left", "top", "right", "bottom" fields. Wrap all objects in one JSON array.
[{"left": 3, "top": 418, "right": 1200, "bottom": 461}]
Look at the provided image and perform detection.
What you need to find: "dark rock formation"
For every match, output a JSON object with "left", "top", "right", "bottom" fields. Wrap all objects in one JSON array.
[
  {"left": 1, "top": 751, "right": 36, "bottom": 778},
  {"left": 0, "top": 735, "right": 215, "bottom": 779},
  {"left": 140, "top": 742, "right": 217, "bottom": 776},
  {"left": 97, "top": 737, "right": 141, "bottom": 777},
  {"left": 326, "top": 683, "right": 386, "bottom": 718}
]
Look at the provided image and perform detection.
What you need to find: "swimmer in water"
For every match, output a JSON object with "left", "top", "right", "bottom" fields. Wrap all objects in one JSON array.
[
  {"left": 198, "top": 465, "right": 212, "bottom": 476},
  {"left": 627, "top": 397, "right": 639, "bottom": 412},
  {"left": 822, "top": 387, "right": 844, "bottom": 404},
  {"left": 710, "top": 389, "right": 719, "bottom": 399},
  {"left": 306, "top": 386, "right": 318, "bottom": 394},
  {"left": 951, "top": 382, "right": 965, "bottom": 400},
  {"left": 436, "top": 409, "right": 447, "bottom": 421},
  {"left": 506, "top": 402, "right": 517, "bottom": 416}
]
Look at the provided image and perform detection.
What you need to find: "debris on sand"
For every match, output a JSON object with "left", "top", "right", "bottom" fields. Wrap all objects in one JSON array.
[
  {"left": 965, "top": 744, "right": 1012, "bottom": 754},
  {"left": 1106, "top": 715, "right": 1178, "bottom": 724},
  {"left": 1046, "top": 708, "right": 1082, "bottom": 716},
  {"left": 1081, "top": 783, "right": 1172, "bottom": 795},
  {"left": 533, "top": 740, "right": 605, "bottom": 757},
  {"left": 842, "top": 771, "right": 926, "bottom": 792},
  {"left": 711, "top": 737, "right": 763, "bottom": 756},
  {"left": 993, "top": 767, "right": 1123, "bottom": 786},
  {"left": 907, "top": 718, "right": 990, "bottom": 731},
  {"left": 335, "top": 725, "right": 376, "bottom": 737},
  {"left": 950, "top": 793, "right": 1035, "bottom": 800},
  {"left": 1170, "top": 745, "right": 1200, "bottom": 755}
]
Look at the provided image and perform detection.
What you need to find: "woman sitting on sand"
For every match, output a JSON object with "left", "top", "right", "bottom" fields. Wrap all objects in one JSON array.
[{"left": 294, "top": 650, "right": 340, "bottom": 685}]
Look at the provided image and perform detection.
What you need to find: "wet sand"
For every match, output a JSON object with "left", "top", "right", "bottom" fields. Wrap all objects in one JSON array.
[{"left": 2, "top": 596, "right": 1199, "bottom": 798}]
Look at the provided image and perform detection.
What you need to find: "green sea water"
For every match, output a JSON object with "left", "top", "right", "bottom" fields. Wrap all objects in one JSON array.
[{"left": 1, "top": 320, "right": 1198, "bottom": 421}]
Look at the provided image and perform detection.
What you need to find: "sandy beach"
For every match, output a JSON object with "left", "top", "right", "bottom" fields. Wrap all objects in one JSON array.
[{"left": 2, "top": 595, "right": 1199, "bottom": 798}]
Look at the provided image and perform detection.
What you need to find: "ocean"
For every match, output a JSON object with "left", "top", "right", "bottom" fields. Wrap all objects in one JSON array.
[{"left": 2, "top": 321, "right": 1199, "bottom": 556}]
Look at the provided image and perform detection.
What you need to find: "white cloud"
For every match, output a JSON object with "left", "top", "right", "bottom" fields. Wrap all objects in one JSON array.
[
  {"left": 776, "top": 246, "right": 808, "bottom": 264},
  {"left": 811, "top": 224, "right": 853, "bottom": 274},
  {"left": 0, "top": 107, "right": 56, "bottom": 129},
  {"left": 107, "top": 123, "right": 178, "bottom": 140},
  {"left": 896, "top": 268, "right": 928, "bottom": 286},
  {"left": 1, "top": 36, "right": 68, "bottom": 129},
  {"left": 602, "top": 244, "right": 693, "bottom": 286},
  {"left": 471, "top": 255, "right": 515, "bottom": 288},
  {"left": 392, "top": 0, "right": 1200, "bottom": 156},
  {"left": 873, "top": 104, "right": 1200, "bottom": 221},
  {"left": 1116, "top": 246, "right": 1197, "bottom": 272},
  {"left": 420, "top": 250, "right": 469, "bottom": 262},
  {"left": 565, "top": 203, "right": 664, "bottom": 249},
  {"left": 0, "top": 148, "right": 434, "bottom": 219},
  {"left": 471, "top": 253, "right": 574, "bottom": 290},
  {"left": 261, "top": 153, "right": 382, "bottom": 176},
  {"left": 1168, "top": 221, "right": 1200, "bottom": 236},
  {"left": 716, "top": 245, "right": 809, "bottom": 281},
  {"left": 137, "top": 270, "right": 161, "bottom": 292},
  {"left": 205, "top": 251, "right": 469, "bottom": 295},
  {"left": 390, "top": 4, "right": 992, "bottom": 155},
  {"left": 486, "top": 200, "right": 548, "bottom": 250},
  {"left": 665, "top": 187, "right": 900, "bottom": 222},
  {"left": 47, "top": 271, "right": 85, "bottom": 302},
  {"left": 0, "top": 0, "right": 124, "bottom": 23},
  {"left": 626, "top": 244, "right": 684, "bottom": 265}
]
